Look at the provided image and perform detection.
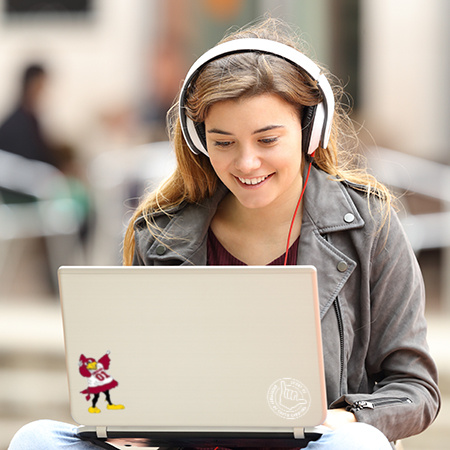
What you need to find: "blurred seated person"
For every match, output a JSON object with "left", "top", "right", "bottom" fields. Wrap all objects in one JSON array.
[
  {"left": 0, "top": 64, "right": 91, "bottom": 257},
  {"left": 0, "top": 63, "right": 57, "bottom": 167}
]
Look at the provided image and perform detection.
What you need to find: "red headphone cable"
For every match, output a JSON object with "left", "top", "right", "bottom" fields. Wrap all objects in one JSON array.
[{"left": 283, "top": 154, "right": 314, "bottom": 266}]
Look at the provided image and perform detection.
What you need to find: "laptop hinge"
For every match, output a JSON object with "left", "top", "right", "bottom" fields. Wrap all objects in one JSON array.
[
  {"left": 96, "top": 426, "right": 108, "bottom": 438},
  {"left": 294, "top": 427, "right": 305, "bottom": 439}
]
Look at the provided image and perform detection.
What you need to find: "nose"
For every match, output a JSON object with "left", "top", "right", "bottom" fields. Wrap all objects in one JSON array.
[{"left": 234, "top": 146, "right": 261, "bottom": 174}]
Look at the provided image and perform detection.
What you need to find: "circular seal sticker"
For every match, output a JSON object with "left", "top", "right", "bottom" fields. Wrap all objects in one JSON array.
[{"left": 267, "top": 378, "right": 311, "bottom": 419}]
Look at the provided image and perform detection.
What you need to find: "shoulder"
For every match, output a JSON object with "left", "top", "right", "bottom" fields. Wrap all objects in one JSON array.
[
  {"left": 341, "top": 177, "right": 391, "bottom": 228},
  {"left": 132, "top": 203, "right": 187, "bottom": 254},
  {"left": 133, "top": 183, "right": 228, "bottom": 235},
  {"left": 131, "top": 186, "right": 228, "bottom": 265},
  {"left": 342, "top": 179, "right": 411, "bottom": 261},
  {"left": 305, "top": 166, "right": 388, "bottom": 235},
  {"left": 133, "top": 206, "right": 180, "bottom": 233},
  {"left": 310, "top": 167, "right": 409, "bottom": 258}
]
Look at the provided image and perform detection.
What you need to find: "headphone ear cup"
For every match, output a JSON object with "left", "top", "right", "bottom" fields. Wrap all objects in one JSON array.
[
  {"left": 301, "top": 106, "right": 316, "bottom": 155},
  {"left": 195, "top": 121, "right": 207, "bottom": 150},
  {"left": 186, "top": 116, "right": 208, "bottom": 156},
  {"left": 303, "top": 102, "right": 326, "bottom": 155}
]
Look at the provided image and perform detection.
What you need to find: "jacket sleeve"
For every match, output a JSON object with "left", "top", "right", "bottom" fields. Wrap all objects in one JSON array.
[{"left": 335, "top": 210, "right": 441, "bottom": 442}]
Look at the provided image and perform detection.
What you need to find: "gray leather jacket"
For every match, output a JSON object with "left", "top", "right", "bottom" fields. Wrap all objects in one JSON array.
[{"left": 132, "top": 166, "right": 440, "bottom": 442}]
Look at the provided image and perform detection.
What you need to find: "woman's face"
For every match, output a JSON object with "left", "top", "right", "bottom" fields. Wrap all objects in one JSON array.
[{"left": 205, "top": 93, "right": 304, "bottom": 212}]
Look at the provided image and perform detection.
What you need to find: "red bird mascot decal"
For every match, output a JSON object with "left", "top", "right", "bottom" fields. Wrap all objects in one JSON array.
[{"left": 79, "top": 351, "right": 125, "bottom": 413}]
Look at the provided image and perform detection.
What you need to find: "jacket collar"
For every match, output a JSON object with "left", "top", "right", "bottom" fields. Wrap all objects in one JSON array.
[
  {"left": 145, "top": 167, "right": 365, "bottom": 272},
  {"left": 302, "top": 166, "right": 365, "bottom": 234}
]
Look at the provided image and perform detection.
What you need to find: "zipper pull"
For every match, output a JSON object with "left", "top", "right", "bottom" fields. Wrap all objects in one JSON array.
[{"left": 348, "top": 400, "right": 375, "bottom": 413}]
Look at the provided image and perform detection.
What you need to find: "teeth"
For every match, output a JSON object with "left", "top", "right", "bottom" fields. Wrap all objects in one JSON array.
[{"left": 238, "top": 175, "right": 268, "bottom": 185}]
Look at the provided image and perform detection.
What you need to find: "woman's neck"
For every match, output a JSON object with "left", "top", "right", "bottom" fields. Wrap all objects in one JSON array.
[{"left": 210, "top": 192, "right": 303, "bottom": 265}]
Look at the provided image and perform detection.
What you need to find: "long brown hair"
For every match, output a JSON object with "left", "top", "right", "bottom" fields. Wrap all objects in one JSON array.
[{"left": 122, "top": 17, "right": 391, "bottom": 265}]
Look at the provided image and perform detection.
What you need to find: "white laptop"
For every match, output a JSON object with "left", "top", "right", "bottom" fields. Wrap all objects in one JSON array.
[{"left": 58, "top": 265, "right": 328, "bottom": 449}]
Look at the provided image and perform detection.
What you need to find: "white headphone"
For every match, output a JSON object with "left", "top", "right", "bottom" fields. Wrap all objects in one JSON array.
[{"left": 179, "top": 38, "right": 335, "bottom": 157}]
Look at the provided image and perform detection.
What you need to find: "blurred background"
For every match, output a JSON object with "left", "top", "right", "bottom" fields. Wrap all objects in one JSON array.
[{"left": 0, "top": 0, "right": 448, "bottom": 449}]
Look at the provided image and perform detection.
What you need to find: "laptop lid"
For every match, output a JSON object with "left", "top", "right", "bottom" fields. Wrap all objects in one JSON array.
[{"left": 58, "top": 265, "right": 327, "bottom": 447}]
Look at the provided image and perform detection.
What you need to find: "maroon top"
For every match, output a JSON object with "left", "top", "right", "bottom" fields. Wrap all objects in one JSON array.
[{"left": 207, "top": 228, "right": 299, "bottom": 266}]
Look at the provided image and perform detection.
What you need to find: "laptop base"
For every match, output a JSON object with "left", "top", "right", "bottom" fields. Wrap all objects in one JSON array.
[{"left": 79, "top": 429, "right": 326, "bottom": 449}]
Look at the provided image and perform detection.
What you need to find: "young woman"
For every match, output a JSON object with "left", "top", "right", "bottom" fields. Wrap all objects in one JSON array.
[{"left": 9, "top": 17, "right": 439, "bottom": 450}]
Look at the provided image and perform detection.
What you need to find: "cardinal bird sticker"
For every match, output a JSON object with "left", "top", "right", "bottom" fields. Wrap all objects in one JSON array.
[{"left": 78, "top": 351, "right": 125, "bottom": 413}]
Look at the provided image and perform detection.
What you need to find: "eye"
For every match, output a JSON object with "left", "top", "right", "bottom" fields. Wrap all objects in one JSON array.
[
  {"left": 259, "top": 137, "right": 279, "bottom": 145},
  {"left": 213, "top": 140, "right": 234, "bottom": 148}
]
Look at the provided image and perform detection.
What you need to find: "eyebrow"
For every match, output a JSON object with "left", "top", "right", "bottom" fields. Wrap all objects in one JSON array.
[
  {"left": 206, "top": 128, "right": 232, "bottom": 136},
  {"left": 206, "top": 125, "right": 285, "bottom": 135}
]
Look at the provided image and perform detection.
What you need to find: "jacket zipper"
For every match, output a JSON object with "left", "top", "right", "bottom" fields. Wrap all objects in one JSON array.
[
  {"left": 333, "top": 299, "right": 345, "bottom": 394},
  {"left": 349, "top": 397, "right": 412, "bottom": 413},
  {"left": 323, "top": 232, "right": 345, "bottom": 396}
]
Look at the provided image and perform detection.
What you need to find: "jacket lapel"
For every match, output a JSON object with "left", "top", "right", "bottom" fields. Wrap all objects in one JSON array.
[{"left": 297, "top": 167, "right": 365, "bottom": 317}]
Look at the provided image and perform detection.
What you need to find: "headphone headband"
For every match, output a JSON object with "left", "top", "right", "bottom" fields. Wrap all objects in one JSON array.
[{"left": 179, "top": 38, "right": 335, "bottom": 157}]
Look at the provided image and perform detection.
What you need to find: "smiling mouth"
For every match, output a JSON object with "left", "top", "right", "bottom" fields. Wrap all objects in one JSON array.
[{"left": 237, "top": 174, "right": 273, "bottom": 186}]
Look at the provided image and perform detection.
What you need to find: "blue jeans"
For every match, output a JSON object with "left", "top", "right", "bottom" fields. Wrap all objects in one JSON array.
[{"left": 8, "top": 420, "right": 393, "bottom": 449}]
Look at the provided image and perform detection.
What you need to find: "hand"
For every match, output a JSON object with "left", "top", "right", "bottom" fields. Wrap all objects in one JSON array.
[{"left": 323, "top": 408, "right": 356, "bottom": 430}]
